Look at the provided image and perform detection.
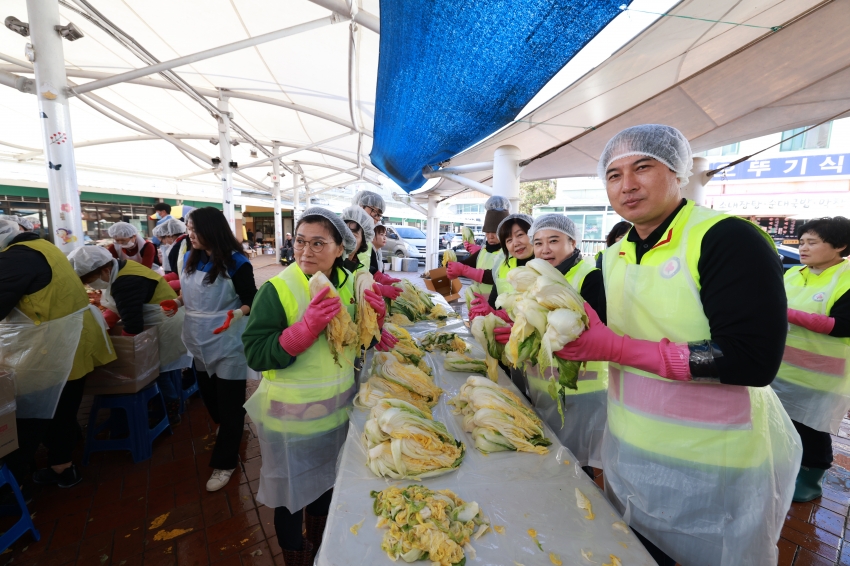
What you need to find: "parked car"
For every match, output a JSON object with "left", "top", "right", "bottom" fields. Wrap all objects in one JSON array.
[
  {"left": 439, "top": 232, "right": 458, "bottom": 249},
  {"left": 382, "top": 225, "right": 428, "bottom": 261},
  {"left": 449, "top": 231, "right": 484, "bottom": 249}
]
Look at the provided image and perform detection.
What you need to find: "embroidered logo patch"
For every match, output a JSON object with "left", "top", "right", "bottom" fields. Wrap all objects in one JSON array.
[
  {"left": 660, "top": 258, "right": 680, "bottom": 279},
  {"left": 813, "top": 292, "right": 825, "bottom": 302}
]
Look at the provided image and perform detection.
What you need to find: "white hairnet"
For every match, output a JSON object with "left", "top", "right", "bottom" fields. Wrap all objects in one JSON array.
[
  {"left": 8, "top": 215, "right": 34, "bottom": 231},
  {"left": 298, "top": 207, "right": 357, "bottom": 256},
  {"left": 342, "top": 206, "right": 375, "bottom": 248},
  {"left": 107, "top": 221, "right": 138, "bottom": 239},
  {"left": 67, "top": 245, "right": 114, "bottom": 277},
  {"left": 153, "top": 218, "right": 186, "bottom": 238},
  {"left": 496, "top": 213, "right": 534, "bottom": 237},
  {"left": 353, "top": 190, "right": 385, "bottom": 213},
  {"left": 528, "top": 214, "right": 581, "bottom": 247},
  {"left": 0, "top": 219, "right": 18, "bottom": 249},
  {"left": 598, "top": 124, "right": 693, "bottom": 188},
  {"left": 484, "top": 195, "right": 510, "bottom": 211}
]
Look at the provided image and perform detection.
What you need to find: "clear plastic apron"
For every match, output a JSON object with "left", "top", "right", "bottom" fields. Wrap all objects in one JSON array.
[
  {"left": 180, "top": 266, "right": 248, "bottom": 381},
  {"left": 0, "top": 304, "right": 108, "bottom": 418}
]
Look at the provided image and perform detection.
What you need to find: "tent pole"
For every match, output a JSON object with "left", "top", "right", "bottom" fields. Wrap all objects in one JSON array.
[
  {"left": 426, "top": 194, "right": 439, "bottom": 271},
  {"left": 272, "top": 144, "right": 283, "bottom": 262},
  {"left": 26, "top": 0, "right": 84, "bottom": 253},
  {"left": 217, "top": 95, "right": 236, "bottom": 233},
  {"left": 492, "top": 145, "right": 522, "bottom": 213}
]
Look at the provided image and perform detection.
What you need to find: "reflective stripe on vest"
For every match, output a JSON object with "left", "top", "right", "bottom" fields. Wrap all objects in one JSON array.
[
  {"left": 261, "top": 262, "right": 357, "bottom": 435},
  {"left": 115, "top": 260, "right": 177, "bottom": 305},
  {"left": 778, "top": 261, "right": 850, "bottom": 390},
  {"left": 465, "top": 248, "right": 498, "bottom": 309},
  {"left": 603, "top": 200, "right": 772, "bottom": 468}
]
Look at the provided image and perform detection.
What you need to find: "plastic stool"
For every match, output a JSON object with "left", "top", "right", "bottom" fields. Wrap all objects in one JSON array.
[
  {"left": 83, "top": 383, "right": 171, "bottom": 465},
  {"left": 181, "top": 365, "right": 199, "bottom": 413},
  {"left": 0, "top": 464, "right": 39, "bottom": 552}
]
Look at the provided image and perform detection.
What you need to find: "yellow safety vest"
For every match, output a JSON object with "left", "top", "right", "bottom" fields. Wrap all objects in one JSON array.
[
  {"left": 604, "top": 200, "right": 780, "bottom": 468},
  {"left": 9, "top": 239, "right": 115, "bottom": 380},
  {"left": 355, "top": 242, "right": 373, "bottom": 276},
  {"left": 774, "top": 261, "right": 850, "bottom": 432},
  {"left": 464, "top": 248, "right": 499, "bottom": 310},
  {"left": 261, "top": 262, "right": 357, "bottom": 435},
  {"left": 115, "top": 260, "right": 177, "bottom": 305},
  {"left": 491, "top": 252, "right": 519, "bottom": 297}
]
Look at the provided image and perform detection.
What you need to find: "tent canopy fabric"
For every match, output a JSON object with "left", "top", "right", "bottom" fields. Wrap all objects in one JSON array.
[{"left": 369, "top": 0, "right": 630, "bottom": 192}]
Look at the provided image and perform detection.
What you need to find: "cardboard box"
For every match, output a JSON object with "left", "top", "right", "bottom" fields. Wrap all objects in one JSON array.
[
  {"left": 424, "top": 267, "right": 463, "bottom": 302},
  {"left": 84, "top": 326, "right": 160, "bottom": 396},
  {"left": 0, "top": 371, "right": 18, "bottom": 458}
]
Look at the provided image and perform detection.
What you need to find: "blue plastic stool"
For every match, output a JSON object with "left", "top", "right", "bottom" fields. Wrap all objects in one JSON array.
[
  {"left": 180, "top": 365, "right": 199, "bottom": 414},
  {"left": 82, "top": 383, "right": 171, "bottom": 465},
  {"left": 0, "top": 464, "right": 39, "bottom": 552}
]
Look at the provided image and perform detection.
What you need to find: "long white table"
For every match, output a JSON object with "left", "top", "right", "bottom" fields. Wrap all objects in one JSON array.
[{"left": 317, "top": 294, "right": 654, "bottom": 566}]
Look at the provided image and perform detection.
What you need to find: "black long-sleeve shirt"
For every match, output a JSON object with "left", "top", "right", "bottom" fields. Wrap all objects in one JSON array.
[
  {"left": 488, "top": 255, "right": 532, "bottom": 309},
  {"left": 110, "top": 260, "right": 159, "bottom": 335},
  {"left": 554, "top": 249, "right": 604, "bottom": 315},
  {"left": 458, "top": 242, "right": 500, "bottom": 286},
  {"left": 0, "top": 233, "right": 52, "bottom": 320},
  {"left": 599, "top": 199, "right": 787, "bottom": 387}
]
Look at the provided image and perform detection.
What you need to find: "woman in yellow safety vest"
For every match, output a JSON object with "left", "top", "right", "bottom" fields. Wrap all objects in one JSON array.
[
  {"left": 773, "top": 216, "right": 850, "bottom": 502},
  {"left": 469, "top": 213, "right": 534, "bottom": 395},
  {"left": 353, "top": 190, "right": 403, "bottom": 295},
  {"left": 557, "top": 124, "right": 800, "bottom": 566},
  {"left": 242, "top": 207, "right": 396, "bottom": 564},
  {"left": 510, "top": 213, "right": 607, "bottom": 475},
  {"left": 446, "top": 195, "right": 510, "bottom": 312}
]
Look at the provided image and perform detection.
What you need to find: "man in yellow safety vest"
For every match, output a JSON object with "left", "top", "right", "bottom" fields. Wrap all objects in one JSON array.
[{"left": 556, "top": 124, "right": 801, "bottom": 566}]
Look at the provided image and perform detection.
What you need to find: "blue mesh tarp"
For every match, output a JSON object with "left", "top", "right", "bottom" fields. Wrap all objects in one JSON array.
[{"left": 370, "top": 0, "right": 630, "bottom": 192}]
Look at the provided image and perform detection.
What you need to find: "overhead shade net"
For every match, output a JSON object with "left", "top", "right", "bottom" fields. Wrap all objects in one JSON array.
[{"left": 369, "top": 0, "right": 630, "bottom": 192}]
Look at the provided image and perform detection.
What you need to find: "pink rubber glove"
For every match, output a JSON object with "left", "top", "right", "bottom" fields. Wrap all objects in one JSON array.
[
  {"left": 375, "top": 283, "right": 402, "bottom": 300},
  {"left": 469, "top": 292, "right": 494, "bottom": 320},
  {"left": 494, "top": 326, "right": 512, "bottom": 345},
  {"left": 446, "top": 262, "right": 485, "bottom": 283},
  {"left": 375, "top": 329, "right": 399, "bottom": 352},
  {"left": 163, "top": 272, "right": 179, "bottom": 282},
  {"left": 463, "top": 241, "right": 482, "bottom": 255},
  {"left": 374, "top": 271, "right": 401, "bottom": 285},
  {"left": 167, "top": 280, "right": 181, "bottom": 292},
  {"left": 102, "top": 309, "right": 120, "bottom": 329},
  {"left": 278, "top": 287, "right": 341, "bottom": 356},
  {"left": 788, "top": 308, "right": 835, "bottom": 334},
  {"left": 159, "top": 300, "right": 179, "bottom": 318},
  {"left": 555, "top": 303, "right": 691, "bottom": 381}
]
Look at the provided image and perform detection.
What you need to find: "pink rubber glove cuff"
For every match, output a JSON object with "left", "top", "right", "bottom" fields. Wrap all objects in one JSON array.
[
  {"left": 788, "top": 308, "right": 835, "bottom": 334},
  {"left": 279, "top": 320, "right": 319, "bottom": 357},
  {"left": 460, "top": 264, "right": 485, "bottom": 283},
  {"left": 374, "top": 271, "right": 400, "bottom": 285},
  {"left": 375, "top": 283, "right": 402, "bottom": 300},
  {"left": 619, "top": 336, "right": 691, "bottom": 381},
  {"left": 493, "top": 326, "right": 512, "bottom": 345},
  {"left": 463, "top": 241, "right": 482, "bottom": 255}
]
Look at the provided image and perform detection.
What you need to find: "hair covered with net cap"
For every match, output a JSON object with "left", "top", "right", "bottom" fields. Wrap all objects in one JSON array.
[
  {"left": 353, "top": 190, "right": 385, "bottom": 212},
  {"left": 342, "top": 206, "right": 375, "bottom": 247},
  {"left": 484, "top": 195, "right": 510, "bottom": 211},
  {"left": 67, "top": 245, "right": 114, "bottom": 277},
  {"left": 107, "top": 221, "right": 139, "bottom": 239},
  {"left": 0, "top": 218, "right": 18, "bottom": 249},
  {"left": 298, "top": 206, "right": 356, "bottom": 256},
  {"left": 598, "top": 124, "right": 693, "bottom": 188},
  {"left": 9, "top": 215, "right": 33, "bottom": 231},
  {"left": 529, "top": 213, "right": 581, "bottom": 246},
  {"left": 152, "top": 218, "right": 186, "bottom": 238},
  {"left": 496, "top": 213, "right": 534, "bottom": 237}
]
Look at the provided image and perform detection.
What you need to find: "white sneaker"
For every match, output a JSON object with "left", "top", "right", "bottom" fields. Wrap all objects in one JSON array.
[{"left": 206, "top": 468, "right": 235, "bottom": 492}]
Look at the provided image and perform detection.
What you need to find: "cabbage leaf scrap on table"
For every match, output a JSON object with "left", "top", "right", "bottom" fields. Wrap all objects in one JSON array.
[
  {"left": 420, "top": 331, "right": 468, "bottom": 354},
  {"left": 443, "top": 352, "right": 488, "bottom": 376}
]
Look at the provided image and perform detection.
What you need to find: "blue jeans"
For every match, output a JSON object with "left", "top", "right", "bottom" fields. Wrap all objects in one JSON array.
[{"left": 156, "top": 369, "right": 182, "bottom": 402}]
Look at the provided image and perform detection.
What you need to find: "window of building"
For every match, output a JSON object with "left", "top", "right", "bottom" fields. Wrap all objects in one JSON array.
[
  {"left": 780, "top": 122, "right": 832, "bottom": 151},
  {"left": 455, "top": 203, "right": 483, "bottom": 214},
  {"left": 696, "top": 143, "right": 740, "bottom": 157}
]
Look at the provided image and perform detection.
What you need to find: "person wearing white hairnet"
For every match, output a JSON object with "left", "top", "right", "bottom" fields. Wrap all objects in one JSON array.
[
  {"left": 344, "top": 205, "right": 401, "bottom": 300},
  {"left": 446, "top": 195, "right": 510, "bottom": 311},
  {"left": 242, "top": 207, "right": 395, "bottom": 563},
  {"left": 0, "top": 219, "right": 115, "bottom": 492},
  {"left": 352, "top": 190, "right": 401, "bottom": 289},
  {"left": 556, "top": 124, "right": 799, "bottom": 566},
  {"left": 7, "top": 215, "right": 34, "bottom": 232},
  {"left": 67, "top": 245, "right": 189, "bottom": 426},
  {"left": 152, "top": 218, "right": 188, "bottom": 291},
  {"left": 107, "top": 221, "right": 156, "bottom": 268},
  {"left": 491, "top": 213, "right": 607, "bottom": 477}
]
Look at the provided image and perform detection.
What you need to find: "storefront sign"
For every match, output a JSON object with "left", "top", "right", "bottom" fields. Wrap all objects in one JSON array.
[
  {"left": 709, "top": 153, "right": 849, "bottom": 182},
  {"left": 708, "top": 192, "right": 850, "bottom": 216}
]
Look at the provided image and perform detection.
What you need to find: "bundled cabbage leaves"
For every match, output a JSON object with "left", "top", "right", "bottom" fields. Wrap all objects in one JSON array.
[
  {"left": 442, "top": 249, "right": 456, "bottom": 267},
  {"left": 449, "top": 376, "right": 551, "bottom": 455},
  {"left": 308, "top": 271, "right": 358, "bottom": 367},
  {"left": 385, "top": 323, "right": 432, "bottom": 375},
  {"left": 354, "top": 376, "right": 435, "bottom": 413},
  {"left": 364, "top": 399, "right": 464, "bottom": 480},
  {"left": 420, "top": 331, "right": 468, "bottom": 354},
  {"left": 357, "top": 352, "right": 442, "bottom": 407},
  {"left": 443, "top": 352, "right": 488, "bottom": 376},
  {"left": 470, "top": 314, "right": 509, "bottom": 381},
  {"left": 461, "top": 227, "right": 475, "bottom": 245},
  {"left": 387, "top": 313, "right": 413, "bottom": 326},
  {"left": 390, "top": 280, "right": 457, "bottom": 325},
  {"left": 355, "top": 271, "right": 381, "bottom": 352},
  {"left": 372, "top": 485, "right": 489, "bottom": 566}
]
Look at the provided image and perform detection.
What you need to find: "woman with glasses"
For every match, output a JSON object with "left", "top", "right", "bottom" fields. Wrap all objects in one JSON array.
[{"left": 242, "top": 207, "right": 396, "bottom": 564}]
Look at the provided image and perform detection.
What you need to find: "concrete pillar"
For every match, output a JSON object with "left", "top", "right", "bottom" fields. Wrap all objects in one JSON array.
[
  {"left": 272, "top": 144, "right": 283, "bottom": 261},
  {"left": 492, "top": 145, "right": 522, "bottom": 213},
  {"left": 26, "top": 0, "right": 83, "bottom": 253},
  {"left": 217, "top": 96, "right": 235, "bottom": 232},
  {"left": 683, "top": 156, "right": 710, "bottom": 206}
]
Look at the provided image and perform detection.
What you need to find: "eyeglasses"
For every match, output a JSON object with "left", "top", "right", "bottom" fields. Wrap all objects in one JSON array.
[
  {"left": 364, "top": 206, "right": 383, "bottom": 220},
  {"left": 293, "top": 238, "right": 330, "bottom": 252}
]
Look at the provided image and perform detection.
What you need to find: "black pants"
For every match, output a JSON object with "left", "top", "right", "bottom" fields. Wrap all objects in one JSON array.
[
  {"left": 195, "top": 371, "right": 246, "bottom": 470},
  {"left": 5, "top": 376, "right": 87, "bottom": 485},
  {"left": 634, "top": 529, "right": 676, "bottom": 566},
  {"left": 274, "top": 489, "right": 333, "bottom": 551},
  {"left": 793, "top": 419, "right": 833, "bottom": 470}
]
